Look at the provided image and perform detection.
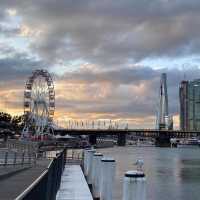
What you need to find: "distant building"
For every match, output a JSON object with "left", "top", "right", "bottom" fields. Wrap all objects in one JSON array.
[
  {"left": 179, "top": 81, "right": 189, "bottom": 131},
  {"left": 156, "top": 73, "right": 173, "bottom": 130},
  {"left": 179, "top": 79, "right": 200, "bottom": 131}
]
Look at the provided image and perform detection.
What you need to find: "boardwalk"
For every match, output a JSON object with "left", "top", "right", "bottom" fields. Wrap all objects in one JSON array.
[
  {"left": 56, "top": 165, "right": 93, "bottom": 200},
  {"left": 0, "top": 159, "right": 50, "bottom": 200}
]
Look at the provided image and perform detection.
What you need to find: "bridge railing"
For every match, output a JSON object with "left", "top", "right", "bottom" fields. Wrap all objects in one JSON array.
[{"left": 15, "top": 148, "right": 66, "bottom": 200}]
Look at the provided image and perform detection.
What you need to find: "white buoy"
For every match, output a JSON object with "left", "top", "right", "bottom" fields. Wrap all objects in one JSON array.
[
  {"left": 100, "top": 157, "right": 116, "bottom": 200},
  {"left": 122, "top": 170, "right": 146, "bottom": 200},
  {"left": 92, "top": 153, "right": 103, "bottom": 199},
  {"left": 87, "top": 149, "right": 96, "bottom": 185}
]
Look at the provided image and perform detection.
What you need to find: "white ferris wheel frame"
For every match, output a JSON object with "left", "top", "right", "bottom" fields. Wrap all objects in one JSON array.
[{"left": 22, "top": 69, "right": 55, "bottom": 136}]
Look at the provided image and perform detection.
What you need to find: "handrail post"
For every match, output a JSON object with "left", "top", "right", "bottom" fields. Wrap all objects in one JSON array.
[
  {"left": 28, "top": 153, "right": 31, "bottom": 164},
  {"left": 21, "top": 151, "right": 25, "bottom": 165},
  {"left": 34, "top": 152, "right": 37, "bottom": 165},
  {"left": 65, "top": 148, "right": 68, "bottom": 161},
  {"left": 4, "top": 151, "right": 8, "bottom": 166},
  {"left": 64, "top": 148, "right": 67, "bottom": 166},
  {"left": 13, "top": 151, "right": 17, "bottom": 166}
]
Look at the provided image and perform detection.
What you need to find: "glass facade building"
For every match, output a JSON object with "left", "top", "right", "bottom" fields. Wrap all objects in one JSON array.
[{"left": 180, "top": 79, "right": 200, "bottom": 131}]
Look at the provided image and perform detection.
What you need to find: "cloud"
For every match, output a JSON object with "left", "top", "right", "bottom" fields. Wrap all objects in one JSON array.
[
  {"left": 2, "top": 0, "right": 198, "bottom": 67},
  {"left": 0, "top": 1, "right": 199, "bottom": 67},
  {"left": 1, "top": 1, "right": 200, "bottom": 128},
  {"left": 1, "top": 61, "right": 200, "bottom": 128},
  {"left": 60, "top": 66, "right": 157, "bottom": 85},
  {"left": 56, "top": 65, "right": 200, "bottom": 116},
  {"left": 0, "top": 44, "right": 46, "bottom": 81},
  {"left": 0, "top": 24, "right": 20, "bottom": 36}
]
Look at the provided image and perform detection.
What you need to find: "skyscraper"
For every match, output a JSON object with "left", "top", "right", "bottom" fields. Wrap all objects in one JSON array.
[
  {"left": 179, "top": 80, "right": 189, "bottom": 131},
  {"left": 179, "top": 79, "right": 200, "bottom": 131},
  {"left": 157, "top": 73, "right": 173, "bottom": 130}
]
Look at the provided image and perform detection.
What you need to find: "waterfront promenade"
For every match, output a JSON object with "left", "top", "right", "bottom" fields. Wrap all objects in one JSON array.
[
  {"left": 0, "top": 159, "right": 50, "bottom": 200},
  {"left": 0, "top": 146, "right": 91, "bottom": 200},
  {"left": 0, "top": 140, "right": 51, "bottom": 200}
]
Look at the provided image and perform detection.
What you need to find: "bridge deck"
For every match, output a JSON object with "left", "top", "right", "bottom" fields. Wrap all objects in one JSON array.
[
  {"left": 55, "top": 128, "right": 200, "bottom": 138},
  {"left": 56, "top": 165, "right": 93, "bottom": 200}
]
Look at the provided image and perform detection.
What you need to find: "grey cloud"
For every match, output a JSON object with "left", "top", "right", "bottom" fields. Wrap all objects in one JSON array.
[
  {"left": 55, "top": 66, "right": 200, "bottom": 118},
  {"left": 1, "top": 60, "right": 200, "bottom": 127},
  {"left": 0, "top": 25, "right": 20, "bottom": 36},
  {"left": 61, "top": 65, "right": 200, "bottom": 86},
  {"left": 0, "top": 0, "right": 199, "bottom": 66},
  {"left": 61, "top": 66, "right": 158, "bottom": 85},
  {"left": 1, "top": 1, "right": 200, "bottom": 127},
  {"left": 0, "top": 46, "right": 45, "bottom": 81}
]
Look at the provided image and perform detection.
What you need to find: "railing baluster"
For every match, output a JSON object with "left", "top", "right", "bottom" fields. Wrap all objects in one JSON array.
[
  {"left": 13, "top": 151, "right": 17, "bottom": 166},
  {"left": 21, "top": 151, "right": 25, "bottom": 165},
  {"left": 34, "top": 152, "right": 37, "bottom": 165},
  {"left": 4, "top": 151, "right": 8, "bottom": 166},
  {"left": 28, "top": 153, "right": 31, "bottom": 164}
]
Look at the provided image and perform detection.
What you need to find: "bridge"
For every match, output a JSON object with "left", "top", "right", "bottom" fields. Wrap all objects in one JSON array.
[{"left": 54, "top": 128, "right": 200, "bottom": 147}]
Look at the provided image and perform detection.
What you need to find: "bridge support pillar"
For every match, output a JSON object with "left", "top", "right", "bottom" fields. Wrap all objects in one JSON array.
[
  {"left": 117, "top": 133, "right": 126, "bottom": 146},
  {"left": 155, "top": 132, "right": 171, "bottom": 147},
  {"left": 89, "top": 134, "right": 97, "bottom": 146}
]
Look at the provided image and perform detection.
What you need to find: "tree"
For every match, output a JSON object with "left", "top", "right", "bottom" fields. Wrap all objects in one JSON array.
[
  {"left": 0, "top": 112, "right": 12, "bottom": 123},
  {"left": 0, "top": 112, "right": 24, "bottom": 133},
  {"left": 11, "top": 115, "right": 25, "bottom": 132}
]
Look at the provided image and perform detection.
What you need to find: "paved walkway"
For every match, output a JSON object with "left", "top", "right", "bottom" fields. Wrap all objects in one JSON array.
[
  {"left": 0, "top": 159, "right": 50, "bottom": 200},
  {"left": 56, "top": 165, "right": 93, "bottom": 200}
]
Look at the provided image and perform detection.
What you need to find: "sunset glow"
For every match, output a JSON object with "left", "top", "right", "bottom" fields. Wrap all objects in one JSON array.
[{"left": 1, "top": 1, "right": 200, "bottom": 129}]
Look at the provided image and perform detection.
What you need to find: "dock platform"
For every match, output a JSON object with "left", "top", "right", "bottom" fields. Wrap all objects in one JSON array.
[{"left": 56, "top": 165, "right": 93, "bottom": 200}]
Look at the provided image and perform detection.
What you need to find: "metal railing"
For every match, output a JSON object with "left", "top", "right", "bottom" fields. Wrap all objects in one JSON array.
[
  {"left": 0, "top": 151, "right": 36, "bottom": 166},
  {"left": 65, "top": 149, "right": 83, "bottom": 160},
  {"left": 15, "top": 148, "right": 66, "bottom": 200},
  {"left": 44, "top": 149, "right": 83, "bottom": 162},
  {"left": 7, "top": 139, "right": 38, "bottom": 153}
]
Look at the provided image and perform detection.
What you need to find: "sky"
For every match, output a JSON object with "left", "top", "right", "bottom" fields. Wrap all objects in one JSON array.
[{"left": 1, "top": 0, "right": 200, "bottom": 129}]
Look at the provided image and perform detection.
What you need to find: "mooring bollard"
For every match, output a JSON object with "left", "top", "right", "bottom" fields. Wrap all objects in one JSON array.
[
  {"left": 100, "top": 157, "right": 116, "bottom": 200},
  {"left": 92, "top": 153, "right": 103, "bottom": 200},
  {"left": 87, "top": 149, "right": 96, "bottom": 187},
  {"left": 83, "top": 148, "right": 91, "bottom": 176},
  {"left": 122, "top": 170, "right": 146, "bottom": 200}
]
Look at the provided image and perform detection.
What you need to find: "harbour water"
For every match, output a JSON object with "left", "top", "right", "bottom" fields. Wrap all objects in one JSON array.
[{"left": 99, "top": 146, "right": 200, "bottom": 200}]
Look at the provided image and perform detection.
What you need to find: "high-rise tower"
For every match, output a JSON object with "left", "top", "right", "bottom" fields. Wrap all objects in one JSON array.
[
  {"left": 157, "top": 73, "right": 170, "bottom": 130},
  {"left": 180, "top": 79, "right": 200, "bottom": 131},
  {"left": 179, "top": 80, "right": 189, "bottom": 131}
]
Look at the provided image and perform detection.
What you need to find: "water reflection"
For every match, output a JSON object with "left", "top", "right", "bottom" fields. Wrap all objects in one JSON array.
[{"left": 99, "top": 147, "right": 200, "bottom": 200}]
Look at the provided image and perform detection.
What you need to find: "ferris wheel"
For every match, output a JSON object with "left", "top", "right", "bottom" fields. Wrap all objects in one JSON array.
[{"left": 22, "top": 69, "right": 55, "bottom": 137}]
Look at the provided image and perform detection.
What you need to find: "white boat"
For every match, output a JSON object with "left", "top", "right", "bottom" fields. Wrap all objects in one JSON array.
[{"left": 177, "top": 138, "right": 200, "bottom": 148}]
